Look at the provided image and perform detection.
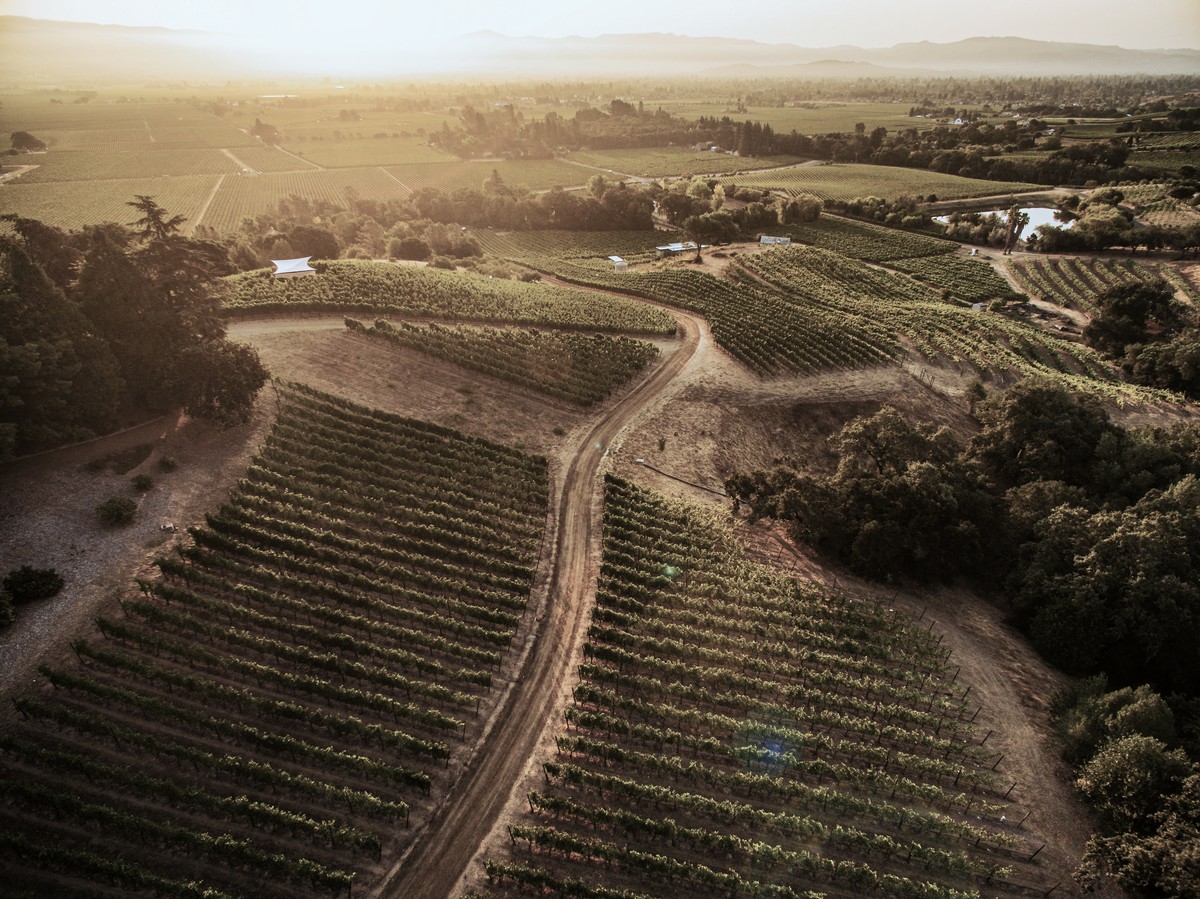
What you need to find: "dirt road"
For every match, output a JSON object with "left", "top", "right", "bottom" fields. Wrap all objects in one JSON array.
[{"left": 375, "top": 310, "right": 703, "bottom": 899}]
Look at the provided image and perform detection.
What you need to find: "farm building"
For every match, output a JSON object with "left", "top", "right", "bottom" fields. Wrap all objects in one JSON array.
[
  {"left": 608, "top": 255, "right": 629, "bottom": 272},
  {"left": 655, "top": 241, "right": 699, "bottom": 258},
  {"left": 759, "top": 235, "right": 792, "bottom": 247},
  {"left": 272, "top": 257, "right": 316, "bottom": 279}
]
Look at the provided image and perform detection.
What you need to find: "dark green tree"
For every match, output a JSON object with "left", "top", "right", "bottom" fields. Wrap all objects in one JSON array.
[{"left": 166, "top": 341, "right": 267, "bottom": 426}]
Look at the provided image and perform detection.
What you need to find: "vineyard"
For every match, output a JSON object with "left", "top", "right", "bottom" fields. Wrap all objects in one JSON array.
[
  {"left": 1006, "top": 256, "right": 1200, "bottom": 313},
  {"left": 472, "top": 477, "right": 1055, "bottom": 899},
  {"left": 0, "top": 174, "right": 217, "bottom": 230},
  {"left": 12, "top": 148, "right": 240, "bottom": 182},
  {"left": 566, "top": 148, "right": 804, "bottom": 178},
  {"left": 475, "top": 228, "right": 1145, "bottom": 398},
  {"left": 195, "top": 169, "right": 413, "bottom": 231},
  {"left": 888, "top": 255, "right": 1013, "bottom": 303},
  {"left": 222, "top": 260, "right": 676, "bottom": 335},
  {"left": 735, "top": 246, "right": 1153, "bottom": 399},
  {"left": 346, "top": 318, "right": 660, "bottom": 406},
  {"left": 720, "top": 163, "right": 1043, "bottom": 203},
  {"left": 0, "top": 383, "right": 549, "bottom": 898},
  {"left": 383, "top": 159, "right": 588, "bottom": 194}
]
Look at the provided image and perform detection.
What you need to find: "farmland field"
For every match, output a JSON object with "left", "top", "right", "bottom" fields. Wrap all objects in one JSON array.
[
  {"left": 284, "top": 138, "right": 450, "bottom": 168},
  {"left": 195, "top": 168, "right": 412, "bottom": 231},
  {"left": 348, "top": 318, "right": 660, "bottom": 406},
  {"left": 652, "top": 100, "right": 949, "bottom": 134},
  {"left": 385, "top": 158, "right": 590, "bottom": 193},
  {"left": 223, "top": 260, "right": 677, "bottom": 334},
  {"left": 474, "top": 476, "right": 1053, "bottom": 899},
  {"left": 12, "top": 148, "right": 239, "bottom": 182},
  {"left": 0, "top": 383, "right": 549, "bottom": 898},
  {"left": 0, "top": 174, "right": 216, "bottom": 229},
  {"left": 721, "top": 163, "right": 1045, "bottom": 202},
  {"left": 1007, "top": 256, "right": 1200, "bottom": 312},
  {"left": 567, "top": 148, "right": 805, "bottom": 178}
]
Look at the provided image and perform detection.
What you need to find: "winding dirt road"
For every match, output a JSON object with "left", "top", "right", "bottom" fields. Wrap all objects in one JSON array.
[{"left": 375, "top": 310, "right": 703, "bottom": 899}]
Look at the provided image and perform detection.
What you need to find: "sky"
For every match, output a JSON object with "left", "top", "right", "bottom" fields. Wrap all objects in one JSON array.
[
  {"left": 4, "top": 0, "right": 1199, "bottom": 48},
  {"left": 3, "top": 0, "right": 1198, "bottom": 73}
]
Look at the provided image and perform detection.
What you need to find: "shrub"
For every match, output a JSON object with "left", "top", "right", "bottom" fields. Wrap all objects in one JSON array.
[
  {"left": 131, "top": 474, "right": 153, "bottom": 491},
  {"left": 2, "top": 566, "right": 64, "bottom": 604},
  {"left": 96, "top": 496, "right": 137, "bottom": 527},
  {"left": 157, "top": 455, "right": 178, "bottom": 473}
]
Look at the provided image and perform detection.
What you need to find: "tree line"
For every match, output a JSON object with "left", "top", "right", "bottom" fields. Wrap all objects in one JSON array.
[
  {"left": 725, "top": 380, "right": 1200, "bottom": 896},
  {"left": 1, "top": 199, "right": 268, "bottom": 461}
]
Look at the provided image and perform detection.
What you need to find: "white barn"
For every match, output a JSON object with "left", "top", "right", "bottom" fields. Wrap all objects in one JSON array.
[{"left": 608, "top": 255, "right": 629, "bottom": 272}]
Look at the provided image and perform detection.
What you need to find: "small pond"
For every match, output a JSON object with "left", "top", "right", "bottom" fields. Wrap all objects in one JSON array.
[{"left": 935, "top": 206, "right": 1075, "bottom": 232}]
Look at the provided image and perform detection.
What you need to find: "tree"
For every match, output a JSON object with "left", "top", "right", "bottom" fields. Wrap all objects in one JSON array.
[
  {"left": 970, "top": 379, "right": 1116, "bottom": 489},
  {"left": 167, "top": 341, "right": 268, "bottom": 426},
  {"left": 285, "top": 225, "right": 341, "bottom": 260},
  {"left": 127, "top": 195, "right": 186, "bottom": 242},
  {"left": 1078, "top": 772, "right": 1200, "bottom": 898},
  {"left": 0, "top": 238, "right": 123, "bottom": 458},
  {"left": 9, "top": 131, "right": 46, "bottom": 152},
  {"left": 1084, "top": 280, "right": 1182, "bottom": 357},
  {"left": 95, "top": 496, "right": 136, "bottom": 527},
  {"left": 1076, "top": 735, "right": 1191, "bottom": 833},
  {"left": 2, "top": 566, "right": 64, "bottom": 604}
]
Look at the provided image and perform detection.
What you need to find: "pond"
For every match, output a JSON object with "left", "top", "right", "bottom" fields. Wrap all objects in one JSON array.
[{"left": 936, "top": 206, "right": 1075, "bottom": 232}]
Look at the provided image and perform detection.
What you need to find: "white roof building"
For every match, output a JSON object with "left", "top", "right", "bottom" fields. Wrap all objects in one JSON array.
[{"left": 272, "top": 257, "right": 316, "bottom": 278}]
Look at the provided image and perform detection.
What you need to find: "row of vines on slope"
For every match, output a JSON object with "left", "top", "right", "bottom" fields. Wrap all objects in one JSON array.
[
  {"left": 471, "top": 478, "right": 1059, "bottom": 899},
  {"left": 0, "top": 383, "right": 548, "bottom": 899},
  {"left": 344, "top": 318, "right": 659, "bottom": 406}
]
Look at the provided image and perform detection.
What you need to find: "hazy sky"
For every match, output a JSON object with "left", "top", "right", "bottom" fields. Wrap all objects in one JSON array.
[
  {"left": 3, "top": 0, "right": 1198, "bottom": 72},
  {"left": 5, "top": 0, "right": 1199, "bottom": 47}
]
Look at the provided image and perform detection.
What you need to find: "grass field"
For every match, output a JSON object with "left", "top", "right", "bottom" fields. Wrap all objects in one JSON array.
[{"left": 721, "top": 163, "right": 1045, "bottom": 202}]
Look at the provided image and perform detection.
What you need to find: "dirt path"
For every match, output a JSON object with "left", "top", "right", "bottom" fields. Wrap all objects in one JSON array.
[
  {"left": 376, "top": 309, "right": 704, "bottom": 899},
  {"left": 188, "top": 174, "right": 226, "bottom": 234}
]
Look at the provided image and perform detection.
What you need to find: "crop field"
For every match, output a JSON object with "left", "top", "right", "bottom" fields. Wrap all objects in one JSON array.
[
  {"left": 284, "top": 138, "right": 450, "bottom": 168},
  {"left": 348, "top": 318, "right": 660, "bottom": 406},
  {"left": 1006, "top": 256, "right": 1200, "bottom": 313},
  {"left": 195, "top": 169, "right": 412, "bottom": 231},
  {"left": 474, "top": 477, "right": 1055, "bottom": 899},
  {"left": 221, "top": 146, "right": 321, "bottom": 173},
  {"left": 652, "top": 100, "right": 944, "bottom": 134},
  {"left": 0, "top": 174, "right": 216, "bottom": 230},
  {"left": 567, "top": 148, "right": 804, "bottom": 178},
  {"left": 889, "top": 254, "right": 1013, "bottom": 302},
  {"left": 12, "top": 148, "right": 240, "bottom": 182},
  {"left": 474, "top": 225, "right": 1140, "bottom": 393},
  {"left": 385, "top": 158, "right": 590, "bottom": 193},
  {"left": 721, "top": 163, "right": 1044, "bottom": 202},
  {"left": 223, "top": 261, "right": 677, "bottom": 334},
  {"left": 0, "top": 383, "right": 549, "bottom": 897}
]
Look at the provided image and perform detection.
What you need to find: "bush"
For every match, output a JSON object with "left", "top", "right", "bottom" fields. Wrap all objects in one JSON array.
[
  {"left": 157, "top": 455, "right": 178, "bottom": 473},
  {"left": 131, "top": 474, "right": 153, "bottom": 491},
  {"left": 96, "top": 496, "right": 136, "bottom": 527},
  {"left": 427, "top": 255, "right": 457, "bottom": 271},
  {"left": 2, "top": 566, "right": 64, "bottom": 604}
]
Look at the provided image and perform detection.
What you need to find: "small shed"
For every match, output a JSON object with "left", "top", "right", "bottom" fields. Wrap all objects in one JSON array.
[
  {"left": 272, "top": 257, "right": 316, "bottom": 278},
  {"left": 655, "top": 241, "right": 699, "bottom": 258},
  {"left": 608, "top": 255, "right": 628, "bottom": 272},
  {"left": 759, "top": 235, "right": 791, "bottom": 247}
]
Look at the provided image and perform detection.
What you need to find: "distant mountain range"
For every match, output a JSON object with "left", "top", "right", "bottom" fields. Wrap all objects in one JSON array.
[{"left": 1, "top": 16, "right": 1198, "bottom": 84}]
